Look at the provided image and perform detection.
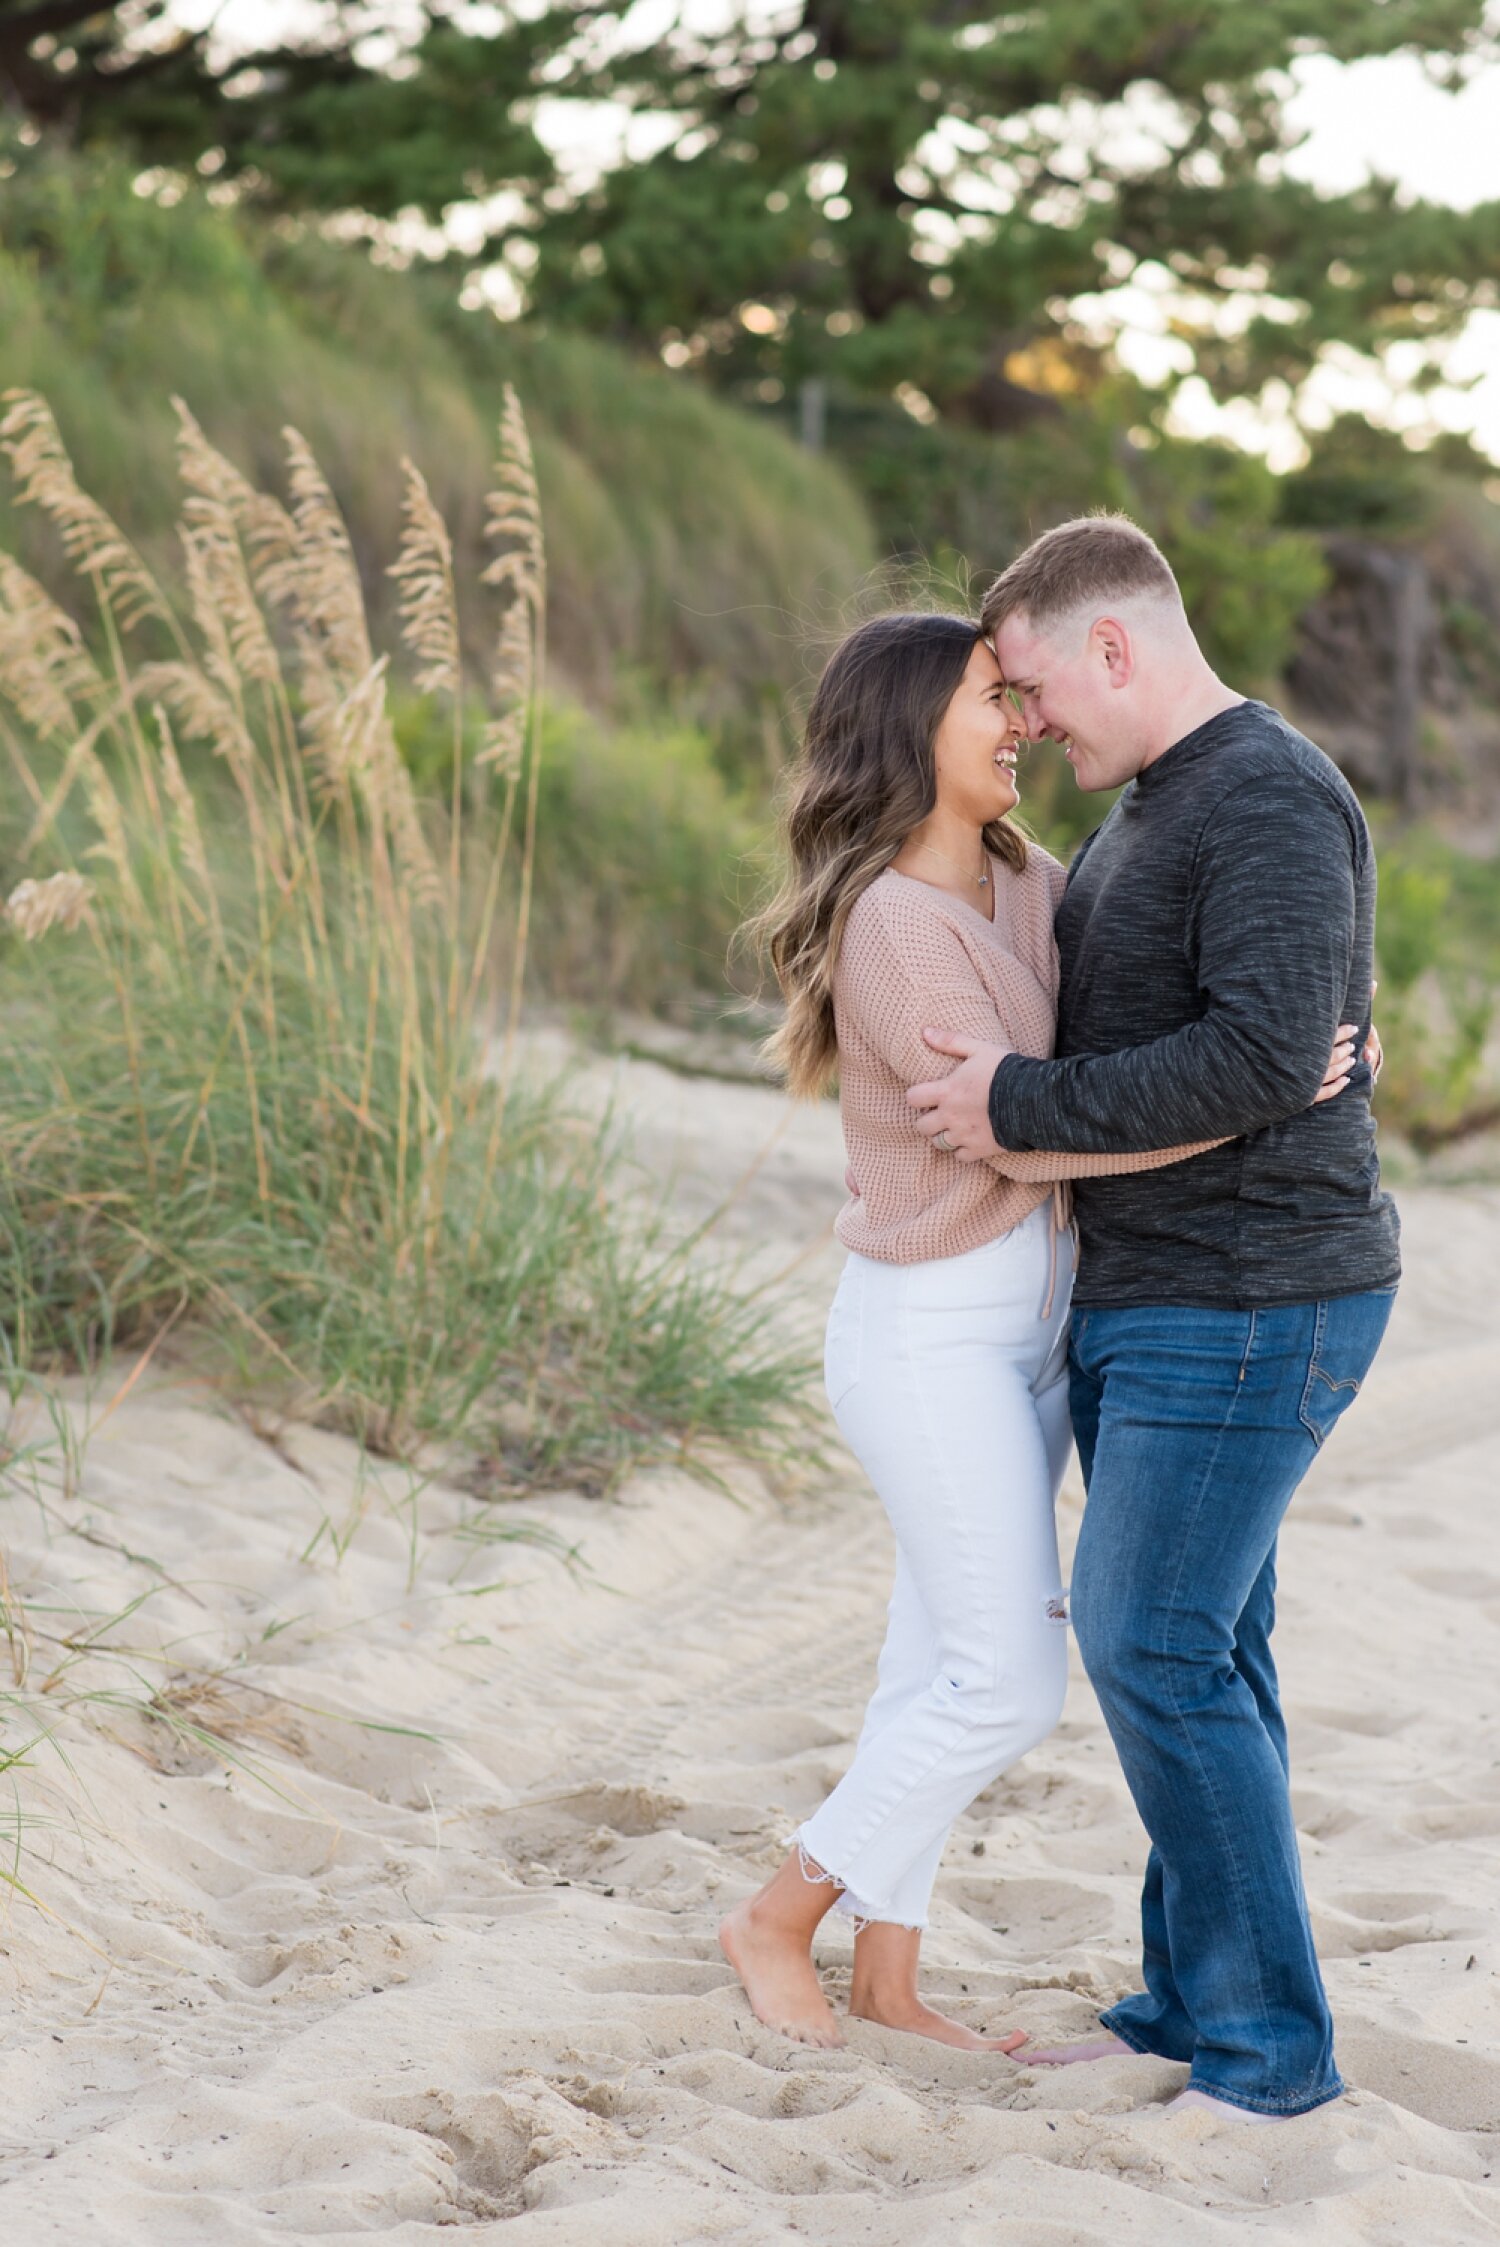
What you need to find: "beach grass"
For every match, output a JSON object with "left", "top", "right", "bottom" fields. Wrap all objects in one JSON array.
[{"left": 0, "top": 386, "right": 817, "bottom": 1500}]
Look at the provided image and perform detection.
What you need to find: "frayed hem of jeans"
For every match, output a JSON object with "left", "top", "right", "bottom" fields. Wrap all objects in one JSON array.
[
  {"left": 786, "top": 1835, "right": 925, "bottom": 1932},
  {"left": 1183, "top": 2074, "right": 1346, "bottom": 2119},
  {"left": 833, "top": 1890, "right": 926, "bottom": 1934},
  {"left": 786, "top": 1836, "right": 844, "bottom": 1893}
]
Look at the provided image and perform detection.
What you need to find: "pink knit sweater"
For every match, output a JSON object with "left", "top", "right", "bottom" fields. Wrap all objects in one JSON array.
[{"left": 832, "top": 846, "right": 1225, "bottom": 1264}]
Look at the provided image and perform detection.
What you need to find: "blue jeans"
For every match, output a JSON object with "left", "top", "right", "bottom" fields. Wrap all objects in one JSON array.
[{"left": 1068, "top": 1287, "right": 1396, "bottom": 2116}]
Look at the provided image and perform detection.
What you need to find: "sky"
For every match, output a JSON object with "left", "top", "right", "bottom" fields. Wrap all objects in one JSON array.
[{"left": 165, "top": 3, "right": 1500, "bottom": 468}]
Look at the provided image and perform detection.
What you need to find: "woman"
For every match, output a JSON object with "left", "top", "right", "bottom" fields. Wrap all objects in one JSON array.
[{"left": 721, "top": 612, "right": 1361, "bottom": 2053}]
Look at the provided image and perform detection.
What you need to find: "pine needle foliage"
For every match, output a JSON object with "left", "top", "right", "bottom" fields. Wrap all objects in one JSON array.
[{"left": 0, "top": 391, "right": 813, "bottom": 1493}]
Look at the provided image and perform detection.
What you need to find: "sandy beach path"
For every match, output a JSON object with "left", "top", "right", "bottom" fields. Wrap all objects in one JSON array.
[{"left": 1, "top": 1045, "right": 1498, "bottom": 2243}]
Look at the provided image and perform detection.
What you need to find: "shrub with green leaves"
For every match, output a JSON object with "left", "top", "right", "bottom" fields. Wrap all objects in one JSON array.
[{"left": 1372, "top": 838, "right": 1500, "bottom": 1152}]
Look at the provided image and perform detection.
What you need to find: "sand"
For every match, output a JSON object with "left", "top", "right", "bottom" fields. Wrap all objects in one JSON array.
[{"left": 1, "top": 1039, "right": 1498, "bottom": 2244}]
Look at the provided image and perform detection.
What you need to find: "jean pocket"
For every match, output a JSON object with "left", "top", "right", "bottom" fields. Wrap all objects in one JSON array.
[
  {"left": 824, "top": 1275, "right": 865, "bottom": 1412},
  {"left": 1298, "top": 1287, "right": 1397, "bottom": 1448}
]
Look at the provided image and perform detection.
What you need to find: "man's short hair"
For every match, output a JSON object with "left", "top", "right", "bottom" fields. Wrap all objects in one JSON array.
[{"left": 980, "top": 514, "right": 1180, "bottom": 640}]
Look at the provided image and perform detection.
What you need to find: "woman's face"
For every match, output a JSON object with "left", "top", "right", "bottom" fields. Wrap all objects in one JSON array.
[{"left": 930, "top": 640, "right": 1022, "bottom": 824}]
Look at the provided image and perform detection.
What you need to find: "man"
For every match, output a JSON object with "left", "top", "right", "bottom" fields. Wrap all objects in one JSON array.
[{"left": 908, "top": 515, "right": 1399, "bottom": 2123}]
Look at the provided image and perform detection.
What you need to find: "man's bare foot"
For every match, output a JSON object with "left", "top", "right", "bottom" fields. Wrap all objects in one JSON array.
[
  {"left": 718, "top": 1899, "right": 844, "bottom": 2048},
  {"left": 1167, "top": 2088, "right": 1292, "bottom": 2126},
  {"left": 848, "top": 1991, "right": 1028, "bottom": 2053},
  {"left": 1024, "top": 2032, "right": 1137, "bottom": 2066}
]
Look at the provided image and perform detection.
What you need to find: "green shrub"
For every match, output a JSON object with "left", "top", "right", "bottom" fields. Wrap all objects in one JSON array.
[
  {"left": 526, "top": 702, "right": 763, "bottom": 1012},
  {"left": 1372, "top": 835, "right": 1500, "bottom": 1150},
  {"left": 1128, "top": 439, "right": 1329, "bottom": 690},
  {"left": 393, "top": 691, "right": 765, "bottom": 1017},
  {"left": 1279, "top": 416, "right": 1439, "bottom": 537}
]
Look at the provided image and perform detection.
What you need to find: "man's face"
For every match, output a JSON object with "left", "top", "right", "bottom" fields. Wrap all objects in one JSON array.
[{"left": 993, "top": 608, "right": 1140, "bottom": 793}]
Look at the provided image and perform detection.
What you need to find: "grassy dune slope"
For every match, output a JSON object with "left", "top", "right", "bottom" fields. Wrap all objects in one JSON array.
[{"left": 0, "top": 146, "right": 874, "bottom": 715}]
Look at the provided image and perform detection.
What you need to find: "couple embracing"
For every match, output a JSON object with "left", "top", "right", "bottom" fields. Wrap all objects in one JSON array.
[{"left": 721, "top": 514, "right": 1400, "bottom": 2124}]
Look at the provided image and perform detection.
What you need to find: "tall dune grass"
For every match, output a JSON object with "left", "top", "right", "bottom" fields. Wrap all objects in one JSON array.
[{"left": 0, "top": 387, "right": 814, "bottom": 1494}]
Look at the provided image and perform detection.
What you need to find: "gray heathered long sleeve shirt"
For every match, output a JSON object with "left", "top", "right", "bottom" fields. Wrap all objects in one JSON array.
[{"left": 988, "top": 699, "right": 1401, "bottom": 1310}]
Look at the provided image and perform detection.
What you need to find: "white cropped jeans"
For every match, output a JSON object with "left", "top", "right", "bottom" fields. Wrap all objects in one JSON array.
[{"left": 797, "top": 1204, "right": 1073, "bottom": 1930}]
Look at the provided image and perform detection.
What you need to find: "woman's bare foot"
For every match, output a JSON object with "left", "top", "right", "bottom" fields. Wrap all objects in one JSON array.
[
  {"left": 848, "top": 1990, "right": 1028, "bottom": 2052},
  {"left": 1023, "top": 2032, "right": 1137, "bottom": 2066},
  {"left": 718, "top": 1901, "right": 843, "bottom": 2047},
  {"left": 848, "top": 1919, "right": 1026, "bottom": 2052},
  {"left": 1167, "top": 2088, "right": 1290, "bottom": 2125},
  {"left": 718, "top": 1858, "right": 845, "bottom": 2048}
]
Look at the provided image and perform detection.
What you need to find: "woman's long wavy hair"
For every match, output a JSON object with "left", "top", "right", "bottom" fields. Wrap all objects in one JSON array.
[{"left": 747, "top": 611, "right": 1027, "bottom": 1098}]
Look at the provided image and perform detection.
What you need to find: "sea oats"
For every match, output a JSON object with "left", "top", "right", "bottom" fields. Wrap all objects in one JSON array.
[
  {"left": 20, "top": 707, "right": 123, "bottom": 859},
  {"left": 479, "top": 599, "right": 531, "bottom": 778},
  {"left": 479, "top": 387, "right": 549, "bottom": 1149},
  {"left": 134, "top": 659, "right": 258, "bottom": 780},
  {"left": 317, "top": 653, "right": 388, "bottom": 791},
  {"left": 379, "top": 737, "right": 443, "bottom": 907},
  {"left": 173, "top": 409, "right": 282, "bottom": 691},
  {"left": 390, "top": 460, "right": 460, "bottom": 699},
  {"left": 152, "top": 702, "right": 221, "bottom": 930},
  {"left": 482, "top": 386, "right": 544, "bottom": 605},
  {"left": 180, "top": 527, "right": 244, "bottom": 704},
  {"left": 78, "top": 750, "right": 149, "bottom": 926},
  {"left": 0, "top": 553, "right": 105, "bottom": 742},
  {"left": 322, "top": 656, "right": 441, "bottom": 904},
  {"left": 173, "top": 398, "right": 279, "bottom": 527},
  {"left": 153, "top": 700, "right": 206, "bottom": 866},
  {"left": 281, "top": 427, "right": 373, "bottom": 690},
  {"left": 173, "top": 399, "right": 301, "bottom": 625},
  {"left": 479, "top": 386, "right": 544, "bottom": 771},
  {"left": 297, "top": 638, "right": 350, "bottom": 796},
  {"left": 4, "top": 870, "right": 93, "bottom": 941},
  {"left": 0, "top": 391, "right": 173, "bottom": 634}
]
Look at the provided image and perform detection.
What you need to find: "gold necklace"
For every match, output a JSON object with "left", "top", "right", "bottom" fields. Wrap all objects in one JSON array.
[{"left": 912, "top": 841, "right": 989, "bottom": 888}]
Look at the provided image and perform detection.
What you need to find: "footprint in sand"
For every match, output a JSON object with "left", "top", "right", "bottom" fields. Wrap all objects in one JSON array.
[
  {"left": 1400, "top": 1800, "right": 1500, "bottom": 1842},
  {"left": 574, "top": 1958, "right": 734, "bottom": 1996},
  {"left": 653, "top": 2050, "right": 860, "bottom": 2121},
  {"left": 1338, "top": 2027, "right": 1500, "bottom": 2132},
  {"left": 1406, "top": 1567, "right": 1500, "bottom": 1602},
  {"left": 376, "top": 2080, "right": 619, "bottom": 2218},
  {"left": 1291, "top": 1788, "right": 1369, "bottom": 1841},
  {"left": 477, "top": 1781, "right": 694, "bottom": 1883},
  {"left": 1332, "top": 1886, "right": 1455, "bottom": 1923},
  {"left": 1312, "top": 1901, "right": 1458, "bottom": 1958},
  {"left": 969, "top": 1765, "right": 1119, "bottom": 1832},
  {"left": 941, "top": 1875, "right": 1116, "bottom": 1956},
  {"left": 1297, "top": 1702, "right": 1418, "bottom": 1740},
  {"left": 490, "top": 1781, "right": 687, "bottom": 1850},
  {"left": 1380, "top": 1510, "right": 1447, "bottom": 1538},
  {"left": 697, "top": 1708, "right": 852, "bottom": 1765}
]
